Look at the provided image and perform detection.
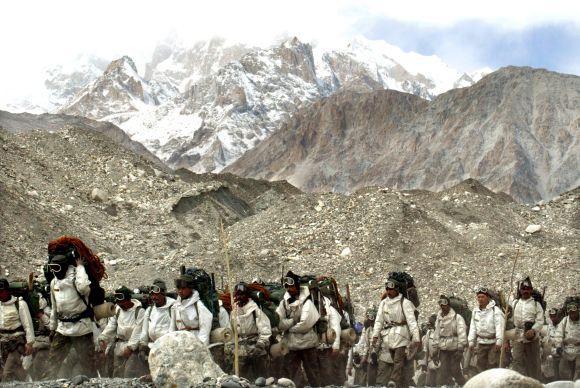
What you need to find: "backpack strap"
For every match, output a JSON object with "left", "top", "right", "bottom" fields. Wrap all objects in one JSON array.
[{"left": 134, "top": 306, "right": 142, "bottom": 320}]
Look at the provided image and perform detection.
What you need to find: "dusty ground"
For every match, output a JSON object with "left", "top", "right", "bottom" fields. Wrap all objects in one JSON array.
[{"left": 0, "top": 127, "right": 578, "bottom": 320}]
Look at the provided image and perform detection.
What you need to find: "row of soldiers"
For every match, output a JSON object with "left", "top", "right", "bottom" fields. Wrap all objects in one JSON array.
[{"left": 1, "top": 259, "right": 579, "bottom": 386}]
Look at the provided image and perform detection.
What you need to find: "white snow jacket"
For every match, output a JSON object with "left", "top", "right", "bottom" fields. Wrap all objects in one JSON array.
[
  {"left": 219, "top": 303, "right": 230, "bottom": 328},
  {"left": 170, "top": 291, "right": 213, "bottom": 346},
  {"left": 554, "top": 316, "right": 580, "bottom": 361},
  {"left": 49, "top": 264, "right": 93, "bottom": 336},
  {"left": 511, "top": 297, "right": 544, "bottom": 343},
  {"left": 434, "top": 308, "right": 467, "bottom": 351},
  {"left": 138, "top": 296, "right": 175, "bottom": 346},
  {"left": 99, "top": 300, "right": 145, "bottom": 353},
  {"left": 232, "top": 299, "right": 272, "bottom": 345},
  {"left": 276, "top": 286, "right": 320, "bottom": 351},
  {"left": 0, "top": 296, "right": 35, "bottom": 344},
  {"left": 468, "top": 300, "right": 504, "bottom": 346},
  {"left": 372, "top": 294, "right": 420, "bottom": 349}
]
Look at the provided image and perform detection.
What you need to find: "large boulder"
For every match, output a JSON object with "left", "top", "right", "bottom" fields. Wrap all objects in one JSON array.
[
  {"left": 149, "top": 331, "right": 225, "bottom": 387},
  {"left": 464, "top": 368, "right": 543, "bottom": 388}
]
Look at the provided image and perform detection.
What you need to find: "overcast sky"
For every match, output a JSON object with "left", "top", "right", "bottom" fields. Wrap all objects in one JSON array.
[{"left": 1, "top": 0, "right": 579, "bottom": 105}]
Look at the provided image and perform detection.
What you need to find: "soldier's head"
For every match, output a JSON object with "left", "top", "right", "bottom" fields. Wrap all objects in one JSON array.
[
  {"left": 385, "top": 279, "right": 399, "bottom": 298},
  {"left": 569, "top": 304, "right": 579, "bottom": 321},
  {"left": 47, "top": 254, "right": 71, "bottom": 280},
  {"left": 548, "top": 308, "right": 559, "bottom": 325},
  {"left": 439, "top": 295, "right": 451, "bottom": 315},
  {"left": 283, "top": 271, "right": 300, "bottom": 298},
  {"left": 150, "top": 279, "right": 167, "bottom": 306},
  {"left": 114, "top": 286, "right": 133, "bottom": 310},
  {"left": 519, "top": 277, "right": 533, "bottom": 300},
  {"left": 174, "top": 275, "right": 195, "bottom": 300},
  {"left": 476, "top": 287, "right": 491, "bottom": 309},
  {"left": 0, "top": 279, "right": 10, "bottom": 302},
  {"left": 234, "top": 282, "right": 250, "bottom": 307}
]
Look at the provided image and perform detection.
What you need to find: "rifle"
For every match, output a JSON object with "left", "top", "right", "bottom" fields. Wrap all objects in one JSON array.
[{"left": 346, "top": 284, "right": 355, "bottom": 326}]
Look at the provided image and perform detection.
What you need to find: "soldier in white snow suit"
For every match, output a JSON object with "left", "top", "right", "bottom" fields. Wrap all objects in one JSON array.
[
  {"left": 467, "top": 287, "right": 504, "bottom": 373},
  {"left": 350, "top": 306, "right": 378, "bottom": 386},
  {"left": 170, "top": 273, "right": 213, "bottom": 346},
  {"left": 98, "top": 286, "right": 145, "bottom": 377},
  {"left": 542, "top": 308, "right": 562, "bottom": 381},
  {"left": 555, "top": 303, "right": 580, "bottom": 380},
  {"left": 42, "top": 253, "right": 97, "bottom": 379},
  {"left": 433, "top": 295, "right": 467, "bottom": 386},
  {"left": 418, "top": 314, "right": 438, "bottom": 387},
  {"left": 0, "top": 278, "right": 35, "bottom": 382},
  {"left": 317, "top": 293, "right": 343, "bottom": 386},
  {"left": 134, "top": 278, "right": 175, "bottom": 374},
  {"left": 276, "top": 271, "right": 321, "bottom": 388},
  {"left": 372, "top": 278, "right": 421, "bottom": 388},
  {"left": 510, "top": 277, "right": 544, "bottom": 380},
  {"left": 231, "top": 282, "right": 272, "bottom": 380}
]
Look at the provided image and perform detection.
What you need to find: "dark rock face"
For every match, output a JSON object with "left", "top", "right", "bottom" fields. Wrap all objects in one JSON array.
[{"left": 228, "top": 67, "right": 580, "bottom": 203}]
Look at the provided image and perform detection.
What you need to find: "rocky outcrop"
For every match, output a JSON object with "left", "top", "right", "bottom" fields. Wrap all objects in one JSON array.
[
  {"left": 228, "top": 67, "right": 580, "bottom": 203},
  {"left": 149, "top": 331, "right": 225, "bottom": 387}
]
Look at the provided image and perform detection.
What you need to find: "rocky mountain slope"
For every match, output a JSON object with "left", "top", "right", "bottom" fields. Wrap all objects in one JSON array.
[
  {"left": 0, "top": 125, "right": 577, "bottom": 318},
  {"left": 0, "top": 110, "right": 166, "bottom": 169},
  {"left": 56, "top": 36, "right": 486, "bottom": 172},
  {"left": 228, "top": 67, "right": 580, "bottom": 203}
]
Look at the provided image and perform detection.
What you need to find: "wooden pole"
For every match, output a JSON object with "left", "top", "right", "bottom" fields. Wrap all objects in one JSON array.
[
  {"left": 499, "top": 248, "right": 520, "bottom": 368},
  {"left": 220, "top": 219, "right": 239, "bottom": 376}
]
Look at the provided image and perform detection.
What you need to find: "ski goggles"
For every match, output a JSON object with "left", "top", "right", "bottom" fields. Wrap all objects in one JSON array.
[
  {"left": 548, "top": 308, "right": 558, "bottom": 316},
  {"left": 283, "top": 277, "right": 296, "bottom": 287},
  {"left": 46, "top": 263, "right": 62, "bottom": 273},
  {"left": 438, "top": 298, "right": 449, "bottom": 306},
  {"left": 150, "top": 285, "right": 164, "bottom": 294},
  {"left": 385, "top": 280, "right": 396, "bottom": 290},
  {"left": 234, "top": 283, "right": 248, "bottom": 293},
  {"left": 568, "top": 304, "right": 578, "bottom": 312},
  {"left": 476, "top": 287, "right": 490, "bottom": 295},
  {"left": 114, "top": 292, "right": 128, "bottom": 302},
  {"left": 366, "top": 311, "right": 376, "bottom": 320},
  {"left": 0, "top": 282, "right": 7, "bottom": 290}
]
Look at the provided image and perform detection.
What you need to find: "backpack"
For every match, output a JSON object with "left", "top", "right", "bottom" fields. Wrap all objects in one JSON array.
[
  {"left": 516, "top": 287, "right": 547, "bottom": 311},
  {"left": 183, "top": 267, "right": 220, "bottom": 329},
  {"left": 388, "top": 271, "right": 420, "bottom": 307},
  {"left": 449, "top": 296, "right": 472, "bottom": 330},
  {"left": 247, "top": 283, "right": 280, "bottom": 328},
  {"left": 317, "top": 276, "right": 351, "bottom": 329},
  {"left": 9, "top": 280, "right": 42, "bottom": 332}
]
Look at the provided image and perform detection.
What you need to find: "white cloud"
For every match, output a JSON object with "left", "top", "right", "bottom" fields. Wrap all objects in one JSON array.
[{"left": 0, "top": 0, "right": 578, "bottom": 105}]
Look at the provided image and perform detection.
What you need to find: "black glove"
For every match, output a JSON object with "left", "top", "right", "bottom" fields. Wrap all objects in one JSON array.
[
  {"left": 370, "top": 351, "right": 378, "bottom": 366},
  {"left": 353, "top": 353, "right": 362, "bottom": 364},
  {"left": 556, "top": 347, "right": 563, "bottom": 356}
]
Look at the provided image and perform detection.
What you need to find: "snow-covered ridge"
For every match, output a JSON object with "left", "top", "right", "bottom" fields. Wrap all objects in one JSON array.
[{"left": 3, "top": 36, "right": 492, "bottom": 173}]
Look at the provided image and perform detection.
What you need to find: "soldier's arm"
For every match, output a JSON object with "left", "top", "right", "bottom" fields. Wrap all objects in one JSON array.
[
  {"left": 139, "top": 307, "right": 151, "bottom": 347},
  {"left": 289, "top": 299, "right": 319, "bottom": 334},
  {"left": 328, "top": 305, "right": 342, "bottom": 350},
  {"left": 403, "top": 299, "right": 420, "bottom": 342},
  {"left": 74, "top": 265, "right": 91, "bottom": 296},
  {"left": 276, "top": 301, "right": 294, "bottom": 331},
  {"left": 197, "top": 302, "right": 213, "bottom": 346},
  {"left": 494, "top": 306, "right": 505, "bottom": 346},
  {"left": 98, "top": 310, "right": 118, "bottom": 343},
  {"left": 255, "top": 308, "right": 272, "bottom": 344},
  {"left": 432, "top": 316, "right": 440, "bottom": 349},
  {"left": 49, "top": 281, "right": 57, "bottom": 331},
  {"left": 17, "top": 299, "right": 35, "bottom": 344},
  {"left": 127, "top": 309, "right": 145, "bottom": 350},
  {"left": 467, "top": 313, "right": 476, "bottom": 347},
  {"left": 456, "top": 314, "right": 468, "bottom": 348}
]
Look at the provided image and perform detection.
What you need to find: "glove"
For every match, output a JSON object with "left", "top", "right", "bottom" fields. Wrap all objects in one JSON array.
[
  {"left": 353, "top": 353, "right": 362, "bottom": 364},
  {"left": 370, "top": 351, "right": 378, "bottom": 366},
  {"left": 556, "top": 347, "right": 563, "bottom": 356}
]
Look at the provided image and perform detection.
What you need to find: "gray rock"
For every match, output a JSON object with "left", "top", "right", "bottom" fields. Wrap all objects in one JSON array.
[
  {"left": 91, "top": 187, "right": 109, "bottom": 202},
  {"left": 70, "top": 374, "right": 90, "bottom": 385},
  {"left": 149, "top": 331, "right": 225, "bottom": 387},
  {"left": 277, "top": 377, "right": 295, "bottom": 387},
  {"left": 464, "top": 368, "right": 542, "bottom": 388},
  {"left": 255, "top": 377, "right": 267, "bottom": 386},
  {"left": 525, "top": 224, "right": 542, "bottom": 234},
  {"left": 265, "top": 377, "right": 276, "bottom": 385}
]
